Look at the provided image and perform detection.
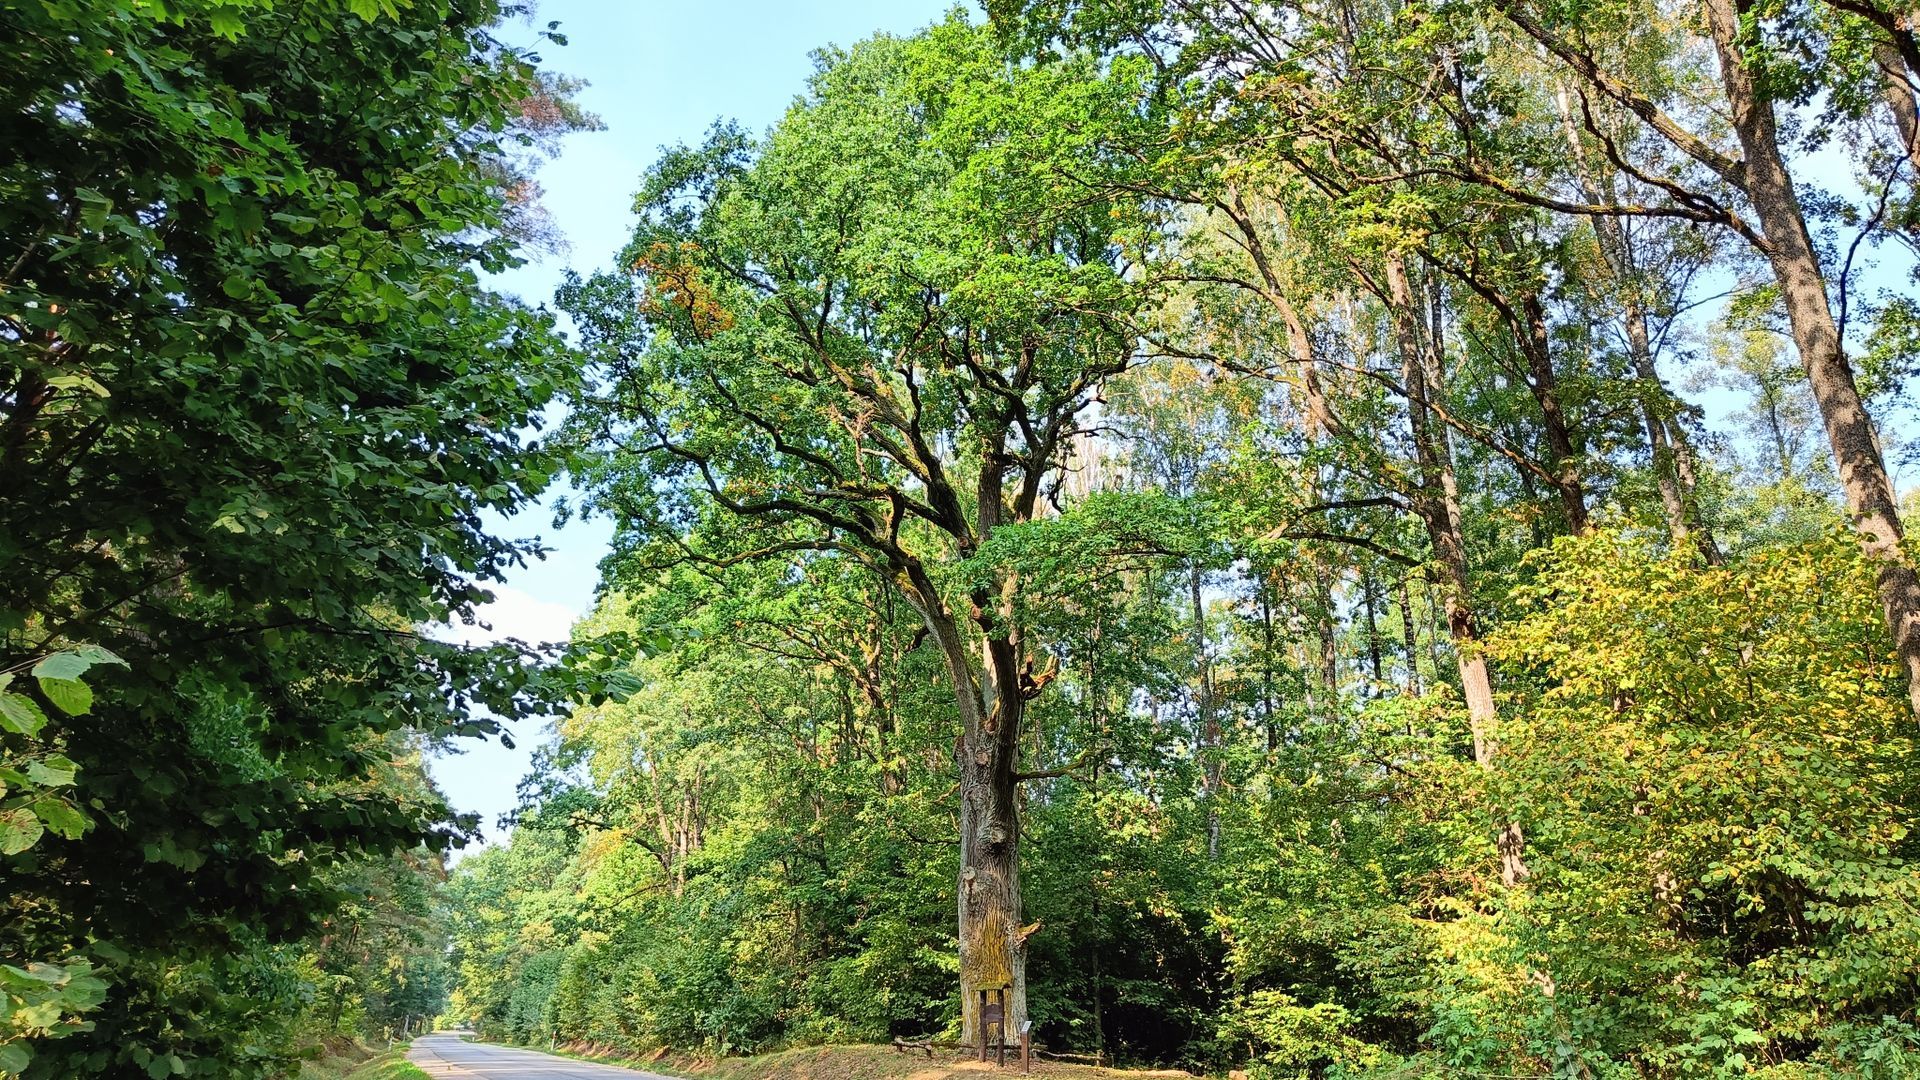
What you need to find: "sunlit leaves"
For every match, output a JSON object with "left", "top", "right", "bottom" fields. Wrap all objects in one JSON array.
[
  {"left": 3, "top": 0, "right": 582, "bottom": 1074},
  {"left": 1477, "top": 530, "right": 1920, "bottom": 1071}
]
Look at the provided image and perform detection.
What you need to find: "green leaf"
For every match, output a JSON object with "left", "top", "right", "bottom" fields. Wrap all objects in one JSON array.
[
  {"left": 37, "top": 678, "right": 91, "bottom": 716},
  {"left": 24, "top": 757, "right": 76, "bottom": 788},
  {"left": 30, "top": 653, "right": 90, "bottom": 681},
  {"left": 70, "top": 645, "right": 125, "bottom": 668},
  {"left": 0, "top": 809, "right": 44, "bottom": 855},
  {"left": 0, "top": 1041, "right": 30, "bottom": 1075},
  {"left": 0, "top": 694, "right": 47, "bottom": 737},
  {"left": 220, "top": 274, "right": 250, "bottom": 299},
  {"left": 34, "top": 799, "right": 89, "bottom": 840},
  {"left": 65, "top": 975, "right": 107, "bottom": 1010},
  {"left": 0, "top": 966, "right": 40, "bottom": 990},
  {"left": 45, "top": 373, "right": 110, "bottom": 398},
  {"left": 13, "top": 1001, "right": 60, "bottom": 1029}
]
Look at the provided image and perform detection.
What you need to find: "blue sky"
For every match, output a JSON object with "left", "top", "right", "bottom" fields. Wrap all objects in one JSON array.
[{"left": 430, "top": 0, "right": 957, "bottom": 847}]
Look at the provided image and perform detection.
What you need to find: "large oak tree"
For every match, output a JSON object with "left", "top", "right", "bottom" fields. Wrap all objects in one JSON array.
[{"left": 560, "top": 20, "right": 1164, "bottom": 1042}]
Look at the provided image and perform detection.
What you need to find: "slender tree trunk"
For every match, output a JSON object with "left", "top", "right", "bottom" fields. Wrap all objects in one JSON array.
[
  {"left": 1552, "top": 84, "right": 1720, "bottom": 562},
  {"left": 1085, "top": 619, "right": 1108, "bottom": 1063},
  {"left": 1189, "top": 563, "right": 1221, "bottom": 860},
  {"left": 1518, "top": 287, "right": 1590, "bottom": 533},
  {"left": 1362, "top": 568, "right": 1385, "bottom": 690},
  {"left": 1398, "top": 576, "right": 1422, "bottom": 697},
  {"left": 1295, "top": 634, "right": 1317, "bottom": 727},
  {"left": 1280, "top": 289, "right": 1341, "bottom": 725},
  {"left": 1276, "top": 288, "right": 1334, "bottom": 439},
  {"left": 1386, "top": 253, "right": 1529, "bottom": 886},
  {"left": 1707, "top": 0, "right": 1920, "bottom": 719},
  {"left": 1089, "top": 887, "right": 1105, "bottom": 1066},
  {"left": 1423, "top": 578, "right": 1447, "bottom": 684},
  {"left": 1387, "top": 255, "right": 1496, "bottom": 745},
  {"left": 1260, "top": 580, "right": 1279, "bottom": 751},
  {"left": 1224, "top": 186, "right": 1336, "bottom": 441},
  {"left": 1622, "top": 297, "right": 1722, "bottom": 563},
  {"left": 1315, "top": 587, "right": 1339, "bottom": 721},
  {"left": 1668, "top": 423, "right": 1712, "bottom": 536},
  {"left": 1480, "top": 235, "right": 1590, "bottom": 532},
  {"left": 1231, "top": 196, "right": 1366, "bottom": 729}
]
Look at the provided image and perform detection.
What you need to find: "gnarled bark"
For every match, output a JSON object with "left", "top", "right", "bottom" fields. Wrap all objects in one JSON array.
[{"left": 907, "top": 578, "right": 1032, "bottom": 1049}]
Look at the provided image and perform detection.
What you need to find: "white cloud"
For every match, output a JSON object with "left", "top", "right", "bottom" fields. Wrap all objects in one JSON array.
[{"left": 430, "top": 584, "right": 583, "bottom": 649}]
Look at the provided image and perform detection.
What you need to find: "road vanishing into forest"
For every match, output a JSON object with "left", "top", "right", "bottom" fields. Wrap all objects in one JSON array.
[{"left": 408, "top": 1033, "right": 684, "bottom": 1080}]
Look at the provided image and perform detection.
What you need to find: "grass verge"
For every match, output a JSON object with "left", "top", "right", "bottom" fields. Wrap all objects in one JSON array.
[
  {"left": 500, "top": 1038, "right": 1194, "bottom": 1080},
  {"left": 293, "top": 1041, "right": 427, "bottom": 1080}
]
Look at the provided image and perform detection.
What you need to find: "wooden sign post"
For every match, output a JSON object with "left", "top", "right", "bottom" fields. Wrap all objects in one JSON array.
[{"left": 977, "top": 987, "right": 1007, "bottom": 1066}]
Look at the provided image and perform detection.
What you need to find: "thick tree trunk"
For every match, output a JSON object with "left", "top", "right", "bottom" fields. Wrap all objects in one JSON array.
[
  {"left": 958, "top": 705, "right": 1027, "bottom": 1051},
  {"left": 1707, "top": 0, "right": 1920, "bottom": 719},
  {"left": 1877, "top": 39, "right": 1920, "bottom": 181},
  {"left": 1386, "top": 253, "right": 1529, "bottom": 887},
  {"left": 947, "top": 438, "right": 1038, "bottom": 1047},
  {"left": 900, "top": 557, "right": 1030, "bottom": 1049}
]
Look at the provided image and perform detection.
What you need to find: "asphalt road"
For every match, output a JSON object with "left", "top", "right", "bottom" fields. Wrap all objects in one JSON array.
[{"left": 408, "top": 1033, "right": 684, "bottom": 1080}]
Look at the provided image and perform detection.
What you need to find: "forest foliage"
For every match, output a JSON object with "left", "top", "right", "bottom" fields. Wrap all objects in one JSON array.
[
  {"left": 449, "top": 5, "right": 1920, "bottom": 1078},
  {"left": 7, "top": 0, "right": 1920, "bottom": 1078},
  {"left": 1, "top": 0, "right": 595, "bottom": 1075}
]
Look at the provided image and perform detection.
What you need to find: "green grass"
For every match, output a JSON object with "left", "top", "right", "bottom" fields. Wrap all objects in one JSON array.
[
  {"left": 294, "top": 1044, "right": 427, "bottom": 1080},
  {"left": 343, "top": 1051, "right": 430, "bottom": 1080}
]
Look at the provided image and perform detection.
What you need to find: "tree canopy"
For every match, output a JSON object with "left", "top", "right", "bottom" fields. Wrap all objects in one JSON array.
[
  {"left": 2, "top": 0, "right": 591, "bottom": 1074},
  {"left": 9, "top": 0, "right": 1920, "bottom": 1077},
  {"left": 456, "top": 6, "right": 1920, "bottom": 1076}
]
